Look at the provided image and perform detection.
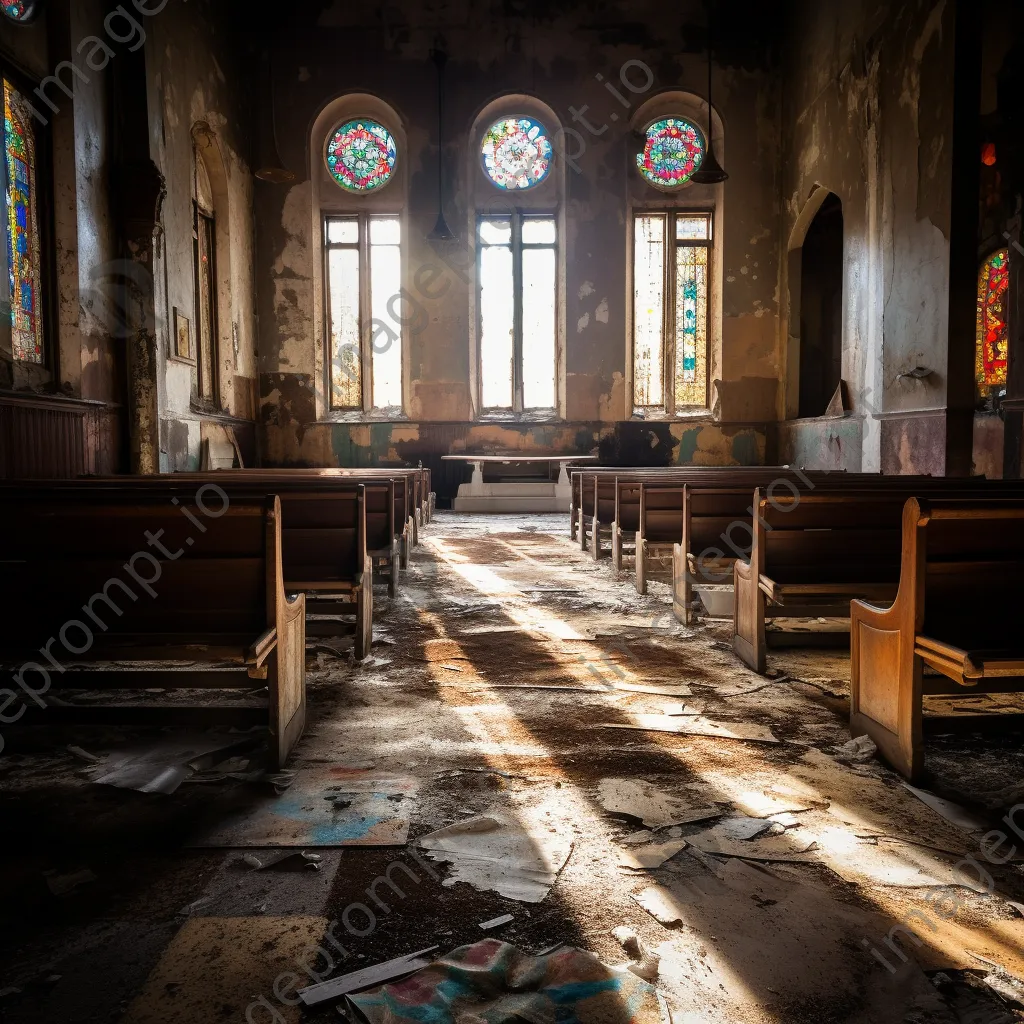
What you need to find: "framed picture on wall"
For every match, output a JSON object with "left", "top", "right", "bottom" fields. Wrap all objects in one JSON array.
[{"left": 173, "top": 308, "right": 193, "bottom": 361}]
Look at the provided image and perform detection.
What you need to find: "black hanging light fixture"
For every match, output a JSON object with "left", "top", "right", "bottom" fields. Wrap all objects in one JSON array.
[
  {"left": 690, "top": 0, "right": 729, "bottom": 185},
  {"left": 254, "top": 50, "right": 296, "bottom": 184},
  {"left": 427, "top": 43, "right": 457, "bottom": 241}
]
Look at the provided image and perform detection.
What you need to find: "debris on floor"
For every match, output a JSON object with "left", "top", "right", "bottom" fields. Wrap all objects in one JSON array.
[
  {"left": 344, "top": 940, "right": 663, "bottom": 1024},
  {"left": 239, "top": 850, "right": 322, "bottom": 871},
  {"left": 833, "top": 734, "right": 878, "bottom": 763},
  {"left": 611, "top": 926, "right": 660, "bottom": 981},
  {"left": 478, "top": 914, "right": 514, "bottom": 930},
  {"left": 616, "top": 839, "right": 688, "bottom": 870},
  {"left": 298, "top": 947, "right": 439, "bottom": 1008},
  {"left": 902, "top": 782, "right": 990, "bottom": 833},
  {"left": 416, "top": 809, "right": 573, "bottom": 903},
  {"left": 191, "top": 769, "right": 419, "bottom": 847},
  {"left": 43, "top": 867, "right": 96, "bottom": 897},
  {"left": 600, "top": 715, "right": 779, "bottom": 743},
  {"left": 597, "top": 778, "right": 721, "bottom": 828}
]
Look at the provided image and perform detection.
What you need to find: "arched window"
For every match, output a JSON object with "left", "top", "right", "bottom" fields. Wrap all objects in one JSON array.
[
  {"left": 313, "top": 96, "right": 407, "bottom": 415},
  {"left": 470, "top": 96, "right": 565, "bottom": 417},
  {"left": 192, "top": 145, "right": 217, "bottom": 404},
  {"left": 976, "top": 248, "right": 1009, "bottom": 391},
  {"left": 4, "top": 75, "right": 44, "bottom": 365},
  {"left": 628, "top": 93, "right": 723, "bottom": 414}
]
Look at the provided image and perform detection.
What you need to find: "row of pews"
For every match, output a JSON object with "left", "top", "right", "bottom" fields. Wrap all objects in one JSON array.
[
  {"left": 570, "top": 466, "right": 1024, "bottom": 780},
  {"left": 0, "top": 467, "right": 434, "bottom": 768}
]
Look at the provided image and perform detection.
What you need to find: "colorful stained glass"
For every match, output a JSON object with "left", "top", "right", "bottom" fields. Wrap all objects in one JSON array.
[
  {"left": 675, "top": 245, "right": 709, "bottom": 407},
  {"left": 325, "top": 119, "right": 397, "bottom": 194},
  {"left": 481, "top": 117, "right": 553, "bottom": 191},
  {"left": 975, "top": 249, "right": 1009, "bottom": 388},
  {"left": 4, "top": 78, "right": 43, "bottom": 363},
  {"left": 2, "top": 2, "right": 37, "bottom": 23},
  {"left": 637, "top": 118, "right": 705, "bottom": 189}
]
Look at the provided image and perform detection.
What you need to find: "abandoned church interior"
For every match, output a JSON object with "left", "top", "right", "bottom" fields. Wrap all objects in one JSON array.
[{"left": 2, "top": 0, "right": 1024, "bottom": 1020}]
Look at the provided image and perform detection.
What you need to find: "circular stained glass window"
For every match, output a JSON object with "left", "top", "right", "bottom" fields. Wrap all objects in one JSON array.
[
  {"left": 2, "top": 1, "right": 39, "bottom": 23},
  {"left": 637, "top": 118, "right": 706, "bottom": 189},
  {"left": 325, "top": 119, "right": 397, "bottom": 194},
  {"left": 481, "top": 117, "right": 553, "bottom": 191}
]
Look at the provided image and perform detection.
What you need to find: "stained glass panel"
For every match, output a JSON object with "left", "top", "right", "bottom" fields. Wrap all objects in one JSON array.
[
  {"left": 4, "top": 78, "right": 43, "bottom": 364},
  {"left": 633, "top": 215, "right": 666, "bottom": 407},
  {"left": 325, "top": 119, "right": 397, "bottom": 194},
  {"left": 2, "top": 2, "right": 37, "bottom": 23},
  {"left": 481, "top": 117, "right": 553, "bottom": 191},
  {"left": 637, "top": 118, "right": 705, "bottom": 189},
  {"left": 675, "top": 245, "right": 709, "bottom": 407},
  {"left": 975, "top": 249, "right": 1009, "bottom": 388}
]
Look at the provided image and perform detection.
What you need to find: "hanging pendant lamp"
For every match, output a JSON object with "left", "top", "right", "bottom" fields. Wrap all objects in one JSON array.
[
  {"left": 255, "top": 51, "right": 296, "bottom": 184},
  {"left": 427, "top": 44, "right": 457, "bottom": 241},
  {"left": 690, "top": 0, "right": 729, "bottom": 185}
]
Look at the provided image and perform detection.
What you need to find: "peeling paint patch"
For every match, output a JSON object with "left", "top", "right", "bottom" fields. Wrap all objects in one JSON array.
[
  {"left": 595, "top": 298, "right": 609, "bottom": 324},
  {"left": 578, "top": 281, "right": 595, "bottom": 300},
  {"left": 577, "top": 313, "right": 590, "bottom": 333}
]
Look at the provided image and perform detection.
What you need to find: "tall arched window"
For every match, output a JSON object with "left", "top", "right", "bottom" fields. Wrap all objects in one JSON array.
[
  {"left": 192, "top": 145, "right": 217, "bottom": 404},
  {"left": 628, "top": 93, "right": 724, "bottom": 415},
  {"left": 313, "top": 96, "right": 407, "bottom": 416},
  {"left": 976, "top": 248, "right": 1009, "bottom": 393},
  {"left": 469, "top": 96, "right": 565, "bottom": 418},
  {"left": 4, "top": 75, "right": 44, "bottom": 366}
]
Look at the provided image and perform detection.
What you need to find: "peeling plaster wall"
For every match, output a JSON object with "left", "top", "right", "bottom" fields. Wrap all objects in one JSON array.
[
  {"left": 146, "top": 0, "right": 257, "bottom": 472},
  {"left": 255, "top": 0, "right": 782, "bottom": 473},
  {"left": 779, "top": 0, "right": 957, "bottom": 474}
]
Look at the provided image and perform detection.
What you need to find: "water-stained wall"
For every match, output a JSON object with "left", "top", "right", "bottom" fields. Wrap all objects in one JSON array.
[{"left": 254, "top": 0, "right": 782, "bottom": 481}]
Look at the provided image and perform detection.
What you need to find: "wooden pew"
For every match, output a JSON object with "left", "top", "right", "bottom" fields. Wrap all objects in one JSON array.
[
  {"left": 4, "top": 474, "right": 378, "bottom": 660},
  {"left": 850, "top": 498, "right": 1024, "bottom": 780},
  {"left": 0, "top": 492, "right": 306, "bottom": 768},
  {"left": 731, "top": 482, "right": 1024, "bottom": 674}
]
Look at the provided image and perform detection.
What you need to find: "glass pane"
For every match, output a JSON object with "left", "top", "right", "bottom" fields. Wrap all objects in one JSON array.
[
  {"left": 976, "top": 248, "right": 1009, "bottom": 388},
  {"left": 197, "top": 214, "right": 216, "bottom": 401},
  {"left": 327, "top": 248, "right": 361, "bottom": 408},
  {"left": 479, "top": 244, "right": 515, "bottom": 408},
  {"left": 676, "top": 214, "right": 711, "bottom": 241},
  {"left": 522, "top": 217, "right": 556, "bottom": 244},
  {"left": 479, "top": 219, "right": 512, "bottom": 245},
  {"left": 633, "top": 215, "right": 665, "bottom": 407},
  {"left": 327, "top": 218, "right": 358, "bottom": 245},
  {"left": 370, "top": 237, "right": 403, "bottom": 408},
  {"left": 370, "top": 216, "right": 401, "bottom": 245},
  {"left": 675, "top": 244, "right": 709, "bottom": 407},
  {"left": 522, "top": 248, "right": 556, "bottom": 409},
  {"left": 4, "top": 78, "right": 44, "bottom": 364}
]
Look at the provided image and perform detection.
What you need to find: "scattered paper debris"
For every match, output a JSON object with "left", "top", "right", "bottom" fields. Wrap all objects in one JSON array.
[
  {"left": 417, "top": 810, "right": 573, "bottom": 903},
  {"left": 686, "top": 822, "right": 817, "bottom": 861},
  {"left": 621, "top": 830, "right": 657, "bottom": 846},
  {"left": 834, "top": 734, "right": 877, "bottom": 763},
  {"left": 600, "top": 716, "right": 779, "bottom": 744},
  {"left": 611, "top": 926, "right": 660, "bottom": 981},
  {"left": 298, "top": 947, "right": 439, "bottom": 1007},
  {"left": 44, "top": 867, "right": 97, "bottom": 897},
  {"left": 479, "top": 914, "right": 514, "bottom": 930},
  {"left": 67, "top": 745, "right": 102, "bottom": 764},
  {"left": 632, "top": 886, "right": 687, "bottom": 926},
  {"left": 597, "top": 778, "right": 722, "bottom": 829},
  {"left": 240, "top": 851, "right": 322, "bottom": 872},
  {"left": 617, "top": 840, "right": 687, "bottom": 870},
  {"left": 90, "top": 735, "right": 250, "bottom": 795},
  {"left": 901, "top": 784, "right": 989, "bottom": 833},
  {"left": 715, "top": 817, "right": 776, "bottom": 842}
]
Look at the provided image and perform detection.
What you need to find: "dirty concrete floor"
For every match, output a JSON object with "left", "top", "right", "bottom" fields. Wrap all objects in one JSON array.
[{"left": 1, "top": 512, "right": 1024, "bottom": 1023}]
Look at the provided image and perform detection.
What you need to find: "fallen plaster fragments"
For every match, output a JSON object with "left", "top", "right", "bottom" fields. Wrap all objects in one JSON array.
[
  {"left": 617, "top": 839, "right": 688, "bottom": 870},
  {"left": 685, "top": 821, "right": 817, "bottom": 861},
  {"left": 902, "top": 783, "right": 990, "bottom": 833},
  {"left": 834, "top": 734, "right": 878, "bottom": 763},
  {"left": 240, "top": 851, "right": 322, "bottom": 872},
  {"left": 597, "top": 778, "right": 722, "bottom": 829},
  {"left": 611, "top": 926, "right": 660, "bottom": 981},
  {"left": 416, "top": 810, "right": 573, "bottom": 903},
  {"left": 600, "top": 715, "right": 779, "bottom": 744},
  {"left": 298, "top": 947, "right": 439, "bottom": 1007},
  {"left": 479, "top": 914, "right": 514, "bottom": 930}
]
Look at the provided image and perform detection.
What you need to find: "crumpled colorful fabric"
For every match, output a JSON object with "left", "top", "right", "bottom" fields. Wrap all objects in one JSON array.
[{"left": 347, "top": 939, "right": 662, "bottom": 1024}]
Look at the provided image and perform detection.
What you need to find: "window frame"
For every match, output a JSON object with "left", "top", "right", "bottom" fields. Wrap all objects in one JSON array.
[
  {"left": 1, "top": 62, "right": 57, "bottom": 380},
  {"left": 631, "top": 208, "right": 714, "bottom": 416},
  {"left": 322, "top": 210, "right": 405, "bottom": 414},
  {"left": 475, "top": 207, "right": 559, "bottom": 415},
  {"left": 192, "top": 201, "right": 218, "bottom": 407}
]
